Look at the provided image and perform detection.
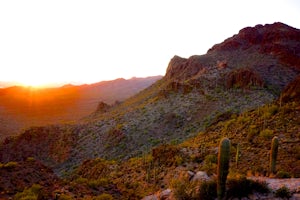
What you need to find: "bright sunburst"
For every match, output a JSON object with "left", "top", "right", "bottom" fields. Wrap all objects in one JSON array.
[{"left": 16, "top": 76, "right": 53, "bottom": 88}]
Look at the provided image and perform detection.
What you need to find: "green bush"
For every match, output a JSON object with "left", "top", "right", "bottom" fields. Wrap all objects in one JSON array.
[
  {"left": 170, "top": 178, "right": 198, "bottom": 200},
  {"left": 250, "top": 180, "right": 270, "bottom": 194},
  {"left": 26, "top": 157, "right": 35, "bottom": 162},
  {"left": 226, "top": 177, "right": 270, "bottom": 199},
  {"left": 259, "top": 129, "right": 274, "bottom": 139},
  {"left": 226, "top": 177, "right": 253, "bottom": 198},
  {"left": 247, "top": 125, "right": 259, "bottom": 143},
  {"left": 14, "top": 184, "right": 42, "bottom": 200},
  {"left": 94, "top": 193, "right": 114, "bottom": 200},
  {"left": 205, "top": 154, "right": 217, "bottom": 164},
  {"left": 74, "top": 177, "right": 88, "bottom": 184},
  {"left": 276, "top": 170, "right": 291, "bottom": 178},
  {"left": 87, "top": 178, "right": 110, "bottom": 189},
  {"left": 274, "top": 186, "right": 291, "bottom": 198},
  {"left": 197, "top": 180, "right": 217, "bottom": 200},
  {"left": 3, "top": 161, "right": 18, "bottom": 169},
  {"left": 58, "top": 194, "right": 73, "bottom": 200}
]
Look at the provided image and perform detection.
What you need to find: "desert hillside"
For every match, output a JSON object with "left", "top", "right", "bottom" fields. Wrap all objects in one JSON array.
[{"left": 0, "top": 22, "right": 299, "bottom": 199}]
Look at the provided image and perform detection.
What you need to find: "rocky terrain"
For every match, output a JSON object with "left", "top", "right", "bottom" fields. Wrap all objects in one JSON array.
[{"left": 0, "top": 22, "right": 299, "bottom": 199}]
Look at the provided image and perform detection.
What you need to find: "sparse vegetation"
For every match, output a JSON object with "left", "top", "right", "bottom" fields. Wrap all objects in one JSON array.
[
  {"left": 274, "top": 186, "right": 292, "bottom": 199},
  {"left": 226, "top": 177, "right": 270, "bottom": 198},
  {"left": 0, "top": 161, "right": 18, "bottom": 169},
  {"left": 1, "top": 22, "right": 300, "bottom": 199},
  {"left": 197, "top": 180, "right": 217, "bottom": 200},
  {"left": 276, "top": 170, "right": 291, "bottom": 178},
  {"left": 14, "top": 184, "right": 42, "bottom": 200}
]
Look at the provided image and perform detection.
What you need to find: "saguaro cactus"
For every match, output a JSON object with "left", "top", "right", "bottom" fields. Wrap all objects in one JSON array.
[
  {"left": 235, "top": 143, "right": 240, "bottom": 169},
  {"left": 217, "top": 137, "right": 231, "bottom": 200},
  {"left": 270, "top": 136, "right": 279, "bottom": 175}
]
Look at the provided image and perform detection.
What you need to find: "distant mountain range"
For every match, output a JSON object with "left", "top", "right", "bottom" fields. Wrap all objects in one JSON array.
[{"left": 0, "top": 76, "right": 162, "bottom": 140}]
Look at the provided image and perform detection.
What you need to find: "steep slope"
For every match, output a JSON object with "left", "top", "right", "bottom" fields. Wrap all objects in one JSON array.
[
  {"left": 0, "top": 22, "right": 299, "bottom": 177},
  {"left": 0, "top": 76, "right": 161, "bottom": 141},
  {"left": 68, "top": 75, "right": 300, "bottom": 199}
]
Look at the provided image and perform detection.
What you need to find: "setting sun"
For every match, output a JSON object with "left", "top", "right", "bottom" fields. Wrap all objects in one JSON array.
[
  {"left": 11, "top": 72, "right": 62, "bottom": 88},
  {"left": 0, "top": 0, "right": 299, "bottom": 87}
]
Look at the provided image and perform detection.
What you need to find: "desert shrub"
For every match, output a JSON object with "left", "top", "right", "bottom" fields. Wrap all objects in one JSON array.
[
  {"left": 14, "top": 184, "right": 42, "bottom": 200},
  {"left": 170, "top": 178, "right": 198, "bottom": 200},
  {"left": 202, "top": 154, "right": 217, "bottom": 175},
  {"left": 274, "top": 186, "right": 291, "bottom": 198},
  {"left": 276, "top": 170, "right": 291, "bottom": 178},
  {"left": 226, "top": 177, "right": 270, "bottom": 199},
  {"left": 74, "top": 177, "right": 88, "bottom": 184},
  {"left": 3, "top": 161, "right": 18, "bottom": 169},
  {"left": 267, "top": 104, "right": 279, "bottom": 116},
  {"left": 247, "top": 125, "right": 259, "bottom": 143},
  {"left": 197, "top": 180, "right": 217, "bottom": 200},
  {"left": 58, "top": 194, "right": 73, "bottom": 200},
  {"left": 87, "top": 178, "right": 110, "bottom": 189},
  {"left": 26, "top": 157, "right": 35, "bottom": 162},
  {"left": 291, "top": 160, "right": 300, "bottom": 178},
  {"left": 152, "top": 144, "right": 181, "bottom": 166},
  {"left": 250, "top": 180, "right": 270, "bottom": 194},
  {"left": 259, "top": 129, "right": 274, "bottom": 139},
  {"left": 93, "top": 193, "right": 114, "bottom": 200},
  {"left": 205, "top": 154, "right": 217, "bottom": 164},
  {"left": 294, "top": 146, "right": 300, "bottom": 160},
  {"left": 226, "top": 177, "right": 252, "bottom": 198}
]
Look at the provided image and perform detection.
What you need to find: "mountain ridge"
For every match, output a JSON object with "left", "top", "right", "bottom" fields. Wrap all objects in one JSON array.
[{"left": 0, "top": 22, "right": 299, "bottom": 199}]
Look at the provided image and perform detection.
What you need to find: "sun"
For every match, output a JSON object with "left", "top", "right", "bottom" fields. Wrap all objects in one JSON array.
[{"left": 17, "top": 76, "right": 52, "bottom": 88}]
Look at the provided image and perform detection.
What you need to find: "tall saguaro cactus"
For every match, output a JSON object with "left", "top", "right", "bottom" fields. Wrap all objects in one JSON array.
[
  {"left": 217, "top": 137, "right": 231, "bottom": 200},
  {"left": 235, "top": 143, "right": 240, "bottom": 169},
  {"left": 270, "top": 136, "right": 279, "bottom": 175}
]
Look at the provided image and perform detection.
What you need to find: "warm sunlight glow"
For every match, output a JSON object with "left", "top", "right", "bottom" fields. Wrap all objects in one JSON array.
[
  {"left": 16, "top": 76, "right": 56, "bottom": 88},
  {"left": 0, "top": 0, "right": 300, "bottom": 87}
]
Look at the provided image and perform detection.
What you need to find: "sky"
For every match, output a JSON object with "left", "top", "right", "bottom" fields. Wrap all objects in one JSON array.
[{"left": 0, "top": 0, "right": 300, "bottom": 87}]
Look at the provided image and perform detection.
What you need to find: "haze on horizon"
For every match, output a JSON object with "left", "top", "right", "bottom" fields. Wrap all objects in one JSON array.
[{"left": 1, "top": 0, "right": 300, "bottom": 88}]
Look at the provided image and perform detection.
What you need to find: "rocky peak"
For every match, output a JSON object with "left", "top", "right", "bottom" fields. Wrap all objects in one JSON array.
[
  {"left": 208, "top": 22, "right": 300, "bottom": 71},
  {"left": 165, "top": 22, "right": 300, "bottom": 86},
  {"left": 165, "top": 55, "right": 206, "bottom": 81},
  {"left": 208, "top": 22, "right": 300, "bottom": 52}
]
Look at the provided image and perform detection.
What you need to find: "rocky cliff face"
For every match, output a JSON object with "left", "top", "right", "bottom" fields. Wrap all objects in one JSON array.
[
  {"left": 209, "top": 22, "right": 300, "bottom": 71},
  {"left": 165, "top": 22, "right": 300, "bottom": 93}
]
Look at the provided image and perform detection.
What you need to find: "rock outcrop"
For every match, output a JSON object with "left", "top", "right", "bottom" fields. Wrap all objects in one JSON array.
[
  {"left": 165, "top": 55, "right": 205, "bottom": 80},
  {"left": 208, "top": 22, "right": 300, "bottom": 71},
  {"left": 226, "top": 68, "right": 264, "bottom": 89},
  {"left": 282, "top": 74, "right": 300, "bottom": 103},
  {"left": 165, "top": 22, "right": 300, "bottom": 94}
]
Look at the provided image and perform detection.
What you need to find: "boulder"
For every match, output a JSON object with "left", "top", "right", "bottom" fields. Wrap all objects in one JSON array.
[{"left": 159, "top": 189, "right": 172, "bottom": 200}]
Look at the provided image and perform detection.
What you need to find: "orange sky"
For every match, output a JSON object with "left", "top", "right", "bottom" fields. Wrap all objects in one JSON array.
[{"left": 0, "top": 0, "right": 300, "bottom": 87}]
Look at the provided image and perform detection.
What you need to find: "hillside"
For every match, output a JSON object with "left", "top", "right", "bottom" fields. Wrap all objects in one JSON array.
[
  {"left": 0, "top": 76, "right": 161, "bottom": 141},
  {"left": 1, "top": 74, "right": 299, "bottom": 199},
  {"left": 0, "top": 22, "right": 299, "bottom": 199}
]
